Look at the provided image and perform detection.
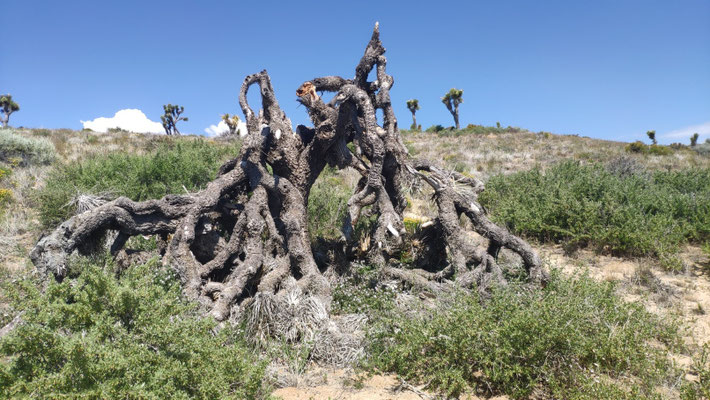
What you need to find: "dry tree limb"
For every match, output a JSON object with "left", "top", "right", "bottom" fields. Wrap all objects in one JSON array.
[{"left": 31, "top": 23, "right": 546, "bottom": 322}]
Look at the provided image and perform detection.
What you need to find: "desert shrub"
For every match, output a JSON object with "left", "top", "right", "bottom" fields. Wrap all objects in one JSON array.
[
  {"left": 0, "top": 165, "right": 9, "bottom": 182},
  {"left": 30, "top": 129, "right": 52, "bottom": 137},
  {"left": 107, "top": 127, "right": 129, "bottom": 134},
  {"left": 480, "top": 161, "right": 710, "bottom": 267},
  {"left": 0, "top": 129, "right": 56, "bottom": 165},
  {"left": 307, "top": 166, "right": 351, "bottom": 241},
  {"left": 332, "top": 265, "right": 396, "bottom": 315},
  {"left": 649, "top": 144, "right": 672, "bottom": 156},
  {"left": 36, "top": 139, "right": 240, "bottom": 228},
  {"left": 425, "top": 124, "right": 446, "bottom": 133},
  {"left": 693, "top": 141, "right": 710, "bottom": 156},
  {"left": 367, "top": 271, "right": 679, "bottom": 399},
  {"left": 625, "top": 141, "right": 647, "bottom": 153},
  {"left": 0, "top": 166, "right": 12, "bottom": 214},
  {"left": 462, "top": 123, "right": 506, "bottom": 135},
  {"left": 605, "top": 156, "right": 644, "bottom": 177},
  {"left": 625, "top": 141, "right": 673, "bottom": 156},
  {"left": 681, "top": 344, "right": 710, "bottom": 399},
  {"left": 0, "top": 256, "right": 268, "bottom": 399},
  {"left": 434, "top": 124, "right": 524, "bottom": 137},
  {"left": 0, "top": 188, "right": 11, "bottom": 209}
]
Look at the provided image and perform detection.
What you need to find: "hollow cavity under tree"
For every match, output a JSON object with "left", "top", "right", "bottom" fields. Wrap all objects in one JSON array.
[{"left": 31, "top": 24, "right": 547, "bottom": 322}]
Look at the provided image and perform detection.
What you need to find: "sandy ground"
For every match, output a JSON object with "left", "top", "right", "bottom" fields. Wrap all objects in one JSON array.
[{"left": 271, "top": 367, "right": 510, "bottom": 400}]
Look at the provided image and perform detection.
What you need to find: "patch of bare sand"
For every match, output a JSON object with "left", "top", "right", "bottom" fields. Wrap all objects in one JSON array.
[{"left": 271, "top": 368, "right": 508, "bottom": 400}]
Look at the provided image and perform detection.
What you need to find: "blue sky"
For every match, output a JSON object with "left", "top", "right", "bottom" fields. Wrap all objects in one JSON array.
[{"left": 1, "top": 0, "right": 708, "bottom": 143}]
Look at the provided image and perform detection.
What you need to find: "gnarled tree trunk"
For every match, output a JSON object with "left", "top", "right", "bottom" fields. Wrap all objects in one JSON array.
[{"left": 31, "top": 24, "right": 547, "bottom": 321}]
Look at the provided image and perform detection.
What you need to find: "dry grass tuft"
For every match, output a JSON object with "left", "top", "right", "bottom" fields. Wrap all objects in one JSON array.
[
  {"left": 242, "top": 283, "right": 366, "bottom": 369},
  {"left": 66, "top": 192, "right": 113, "bottom": 215}
]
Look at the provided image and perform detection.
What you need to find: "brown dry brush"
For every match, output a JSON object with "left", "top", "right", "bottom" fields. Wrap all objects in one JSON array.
[{"left": 30, "top": 24, "right": 547, "bottom": 324}]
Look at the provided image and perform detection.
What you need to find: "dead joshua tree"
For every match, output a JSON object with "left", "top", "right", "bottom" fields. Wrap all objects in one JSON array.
[{"left": 31, "top": 24, "right": 547, "bottom": 323}]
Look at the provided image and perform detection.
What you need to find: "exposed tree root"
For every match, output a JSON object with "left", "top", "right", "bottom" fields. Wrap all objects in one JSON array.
[{"left": 31, "top": 23, "right": 547, "bottom": 322}]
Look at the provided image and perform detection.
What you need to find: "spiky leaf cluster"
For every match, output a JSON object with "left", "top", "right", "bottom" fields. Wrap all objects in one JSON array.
[
  {"left": 221, "top": 113, "right": 242, "bottom": 136},
  {"left": 441, "top": 88, "right": 463, "bottom": 107},
  {"left": 406, "top": 99, "right": 419, "bottom": 113},
  {"left": 0, "top": 94, "right": 20, "bottom": 127},
  {"left": 0, "top": 94, "right": 19, "bottom": 113},
  {"left": 647, "top": 130, "right": 657, "bottom": 145},
  {"left": 160, "top": 104, "right": 188, "bottom": 135}
]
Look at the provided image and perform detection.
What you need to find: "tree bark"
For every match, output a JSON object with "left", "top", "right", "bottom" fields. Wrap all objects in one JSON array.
[
  {"left": 31, "top": 23, "right": 546, "bottom": 321},
  {"left": 453, "top": 106, "right": 460, "bottom": 130}
]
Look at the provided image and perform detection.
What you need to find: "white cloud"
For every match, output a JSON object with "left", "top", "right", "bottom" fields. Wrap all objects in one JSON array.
[
  {"left": 81, "top": 109, "right": 164, "bottom": 134},
  {"left": 661, "top": 121, "right": 710, "bottom": 141},
  {"left": 204, "top": 119, "right": 247, "bottom": 137}
]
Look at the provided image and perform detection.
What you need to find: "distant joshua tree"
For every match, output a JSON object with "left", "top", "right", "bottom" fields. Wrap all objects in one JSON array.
[
  {"left": 646, "top": 130, "right": 656, "bottom": 145},
  {"left": 0, "top": 94, "right": 20, "bottom": 128},
  {"left": 221, "top": 113, "right": 242, "bottom": 136},
  {"left": 441, "top": 88, "right": 463, "bottom": 130},
  {"left": 406, "top": 99, "right": 420, "bottom": 130},
  {"left": 690, "top": 132, "right": 699, "bottom": 147},
  {"left": 161, "top": 104, "right": 188, "bottom": 135}
]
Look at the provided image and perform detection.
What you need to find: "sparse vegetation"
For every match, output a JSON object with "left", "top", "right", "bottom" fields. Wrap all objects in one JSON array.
[{"left": 480, "top": 161, "right": 710, "bottom": 269}]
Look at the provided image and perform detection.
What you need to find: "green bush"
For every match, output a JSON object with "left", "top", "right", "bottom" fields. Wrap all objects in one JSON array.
[
  {"left": 425, "top": 124, "right": 446, "bottom": 133},
  {"left": 0, "top": 166, "right": 12, "bottom": 214},
  {"left": 36, "top": 139, "right": 240, "bottom": 228},
  {"left": 479, "top": 161, "right": 710, "bottom": 267},
  {"left": 0, "top": 129, "right": 56, "bottom": 165},
  {"left": 693, "top": 141, "right": 710, "bottom": 156},
  {"left": 367, "top": 271, "right": 679, "bottom": 399},
  {"left": 624, "top": 141, "right": 673, "bottom": 156},
  {"left": 0, "top": 256, "right": 268, "bottom": 399},
  {"left": 648, "top": 144, "right": 672, "bottom": 156},
  {"left": 681, "top": 344, "right": 710, "bottom": 399},
  {"left": 307, "top": 166, "right": 351, "bottom": 241},
  {"left": 429, "top": 124, "right": 524, "bottom": 137},
  {"left": 625, "top": 141, "right": 647, "bottom": 153}
]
